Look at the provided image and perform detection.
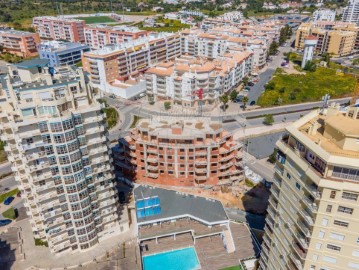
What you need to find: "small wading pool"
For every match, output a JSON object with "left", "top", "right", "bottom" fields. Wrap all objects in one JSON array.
[{"left": 143, "top": 247, "right": 200, "bottom": 270}]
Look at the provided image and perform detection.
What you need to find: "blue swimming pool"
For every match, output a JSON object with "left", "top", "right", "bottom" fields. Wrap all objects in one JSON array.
[{"left": 143, "top": 247, "right": 200, "bottom": 270}]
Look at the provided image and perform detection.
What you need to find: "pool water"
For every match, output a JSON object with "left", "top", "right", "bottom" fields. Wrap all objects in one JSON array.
[{"left": 143, "top": 247, "right": 200, "bottom": 270}]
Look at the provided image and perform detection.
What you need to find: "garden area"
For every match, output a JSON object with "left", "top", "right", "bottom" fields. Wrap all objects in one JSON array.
[
  {"left": 97, "top": 99, "right": 119, "bottom": 129},
  {"left": 75, "top": 16, "right": 117, "bottom": 24},
  {"left": 0, "top": 188, "right": 19, "bottom": 203},
  {"left": 219, "top": 266, "right": 243, "bottom": 270},
  {"left": 0, "top": 140, "right": 7, "bottom": 163},
  {"left": 257, "top": 67, "right": 358, "bottom": 107},
  {"left": 138, "top": 18, "right": 190, "bottom": 32}
]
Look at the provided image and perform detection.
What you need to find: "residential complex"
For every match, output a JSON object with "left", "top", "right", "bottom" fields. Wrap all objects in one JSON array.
[
  {"left": 0, "top": 28, "right": 40, "bottom": 57},
  {"left": 312, "top": 9, "right": 336, "bottom": 22},
  {"left": 145, "top": 52, "right": 253, "bottom": 107},
  {"left": 82, "top": 32, "right": 181, "bottom": 98},
  {"left": 0, "top": 60, "right": 127, "bottom": 253},
  {"left": 295, "top": 22, "right": 359, "bottom": 57},
  {"left": 33, "top": 16, "right": 86, "bottom": 42},
  {"left": 258, "top": 104, "right": 359, "bottom": 270},
  {"left": 114, "top": 117, "right": 244, "bottom": 187},
  {"left": 84, "top": 25, "right": 148, "bottom": 49},
  {"left": 39, "top": 41, "right": 90, "bottom": 67},
  {"left": 342, "top": 0, "right": 359, "bottom": 25}
]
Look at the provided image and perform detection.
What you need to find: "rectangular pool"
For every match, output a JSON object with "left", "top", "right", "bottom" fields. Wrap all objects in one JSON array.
[{"left": 143, "top": 247, "right": 200, "bottom": 270}]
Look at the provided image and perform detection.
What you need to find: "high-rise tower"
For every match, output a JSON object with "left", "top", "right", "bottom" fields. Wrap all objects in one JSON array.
[{"left": 301, "top": 36, "right": 318, "bottom": 69}]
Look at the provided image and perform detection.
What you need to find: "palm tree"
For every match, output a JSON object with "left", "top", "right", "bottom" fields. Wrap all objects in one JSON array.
[
  {"left": 219, "top": 94, "right": 229, "bottom": 111},
  {"left": 242, "top": 96, "right": 249, "bottom": 110}
]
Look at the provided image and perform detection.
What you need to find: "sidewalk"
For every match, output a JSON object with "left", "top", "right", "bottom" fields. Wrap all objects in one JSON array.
[{"left": 233, "top": 122, "right": 290, "bottom": 140}]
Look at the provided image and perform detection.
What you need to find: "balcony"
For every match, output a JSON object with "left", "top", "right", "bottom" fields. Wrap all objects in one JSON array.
[
  {"left": 219, "top": 154, "right": 234, "bottom": 162},
  {"left": 272, "top": 176, "right": 282, "bottom": 188},
  {"left": 296, "top": 219, "right": 311, "bottom": 237},
  {"left": 147, "top": 173, "right": 158, "bottom": 179},
  {"left": 271, "top": 187, "right": 280, "bottom": 199},
  {"left": 147, "top": 165, "right": 159, "bottom": 171},
  {"left": 292, "top": 242, "right": 307, "bottom": 259},
  {"left": 289, "top": 253, "right": 303, "bottom": 270},
  {"left": 195, "top": 159, "right": 207, "bottom": 165},
  {"left": 219, "top": 162, "right": 233, "bottom": 170},
  {"left": 195, "top": 175, "right": 207, "bottom": 182},
  {"left": 302, "top": 196, "right": 318, "bottom": 213},
  {"left": 298, "top": 208, "right": 314, "bottom": 226},
  {"left": 195, "top": 168, "right": 207, "bottom": 174},
  {"left": 147, "top": 148, "right": 158, "bottom": 154}
]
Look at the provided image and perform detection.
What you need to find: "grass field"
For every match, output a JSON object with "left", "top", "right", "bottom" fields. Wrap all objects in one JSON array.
[
  {"left": 0, "top": 189, "right": 19, "bottom": 203},
  {"left": 257, "top": 67, "right": 358, "bottom": 107},
  {"left": 219, "top": 265, "right": 243, "bottom": 270},
  {"left": 139, "top": 18, "right": 190, "bottom": 32},
  {"left": 76, "top": 16, "right": 117, "bottom": 24},
  {"left": 2, "top": 207, "right": 16, "bottom": 220}
]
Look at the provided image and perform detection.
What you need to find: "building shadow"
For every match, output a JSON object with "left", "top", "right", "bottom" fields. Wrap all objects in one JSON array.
[{"left": 0, "top": 227, "right": 19, "bottom": 270}]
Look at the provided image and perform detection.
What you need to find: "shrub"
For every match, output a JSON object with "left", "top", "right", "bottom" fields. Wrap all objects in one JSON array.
[
  {"left": 2, "top": 207, "right": 16, "bottom": 219},
  {"left": 34, "top": 238, "right": 48, "bottom": 247},
  {"left": 263, "top": 114, "right": 274, "bottom": 125},
  {"left": 279, "top": 87, "right": 286, "bottom": 93},
  {"left": 164, "top": 102, "right": 171, "bottom": 110}
]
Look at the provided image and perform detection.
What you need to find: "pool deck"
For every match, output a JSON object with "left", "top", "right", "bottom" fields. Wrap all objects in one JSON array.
[{"left": 140, "top": 222, "right": 260, "bottom": 270}]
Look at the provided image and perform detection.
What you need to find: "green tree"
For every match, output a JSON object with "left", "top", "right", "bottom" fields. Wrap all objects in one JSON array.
[
  {"left": 219, "top": 94, "right": 229, "bottom": 111},
  {"left": 303, "top": 60, "right": 316, "bottom": 72},
  {"left": 242, "top": 96, "right": 249, "bottom": 110},
  {"left": 268, "top": 148, "right": 278, "bottom": 164},
  {"left": 230, "top": 90, "right": 238, "bottom": 101},
  {"left": 263, "top": 114, "right": 274, "bottom": 125},
  {"left": 164, "top": 101, "right": 171, "bottom": 110},
  {"left": 242, "top": 76, "right": 249, "bottom": 86},
  {"left": 321, "top": 53, "right": 331, "bottom": 66},
  {"left": 269, "top": 41, "right": 279, "bottom": 56},
  {"left": 265, "top": 81, "right": 276, "bottom": 90},
  {"left": 352, "top": 58, "right": 359, "bottom": 66}
]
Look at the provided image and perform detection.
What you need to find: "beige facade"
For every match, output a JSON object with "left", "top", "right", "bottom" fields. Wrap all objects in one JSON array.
[
  {"left": 259, "top": 104, "right": 359, "bottom": 270},
  {"left": 295, "top": 22, "right": 359, "bottom": 57},
  {"left": 0, "top": 64, "right": 128, "bottom": 253},
  {"left": 0, "top": 29, "right": 40, "bottom": 57}
]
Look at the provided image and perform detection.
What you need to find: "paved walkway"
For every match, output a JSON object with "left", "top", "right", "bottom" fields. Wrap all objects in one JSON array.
[{"left": 233, "top": 122, "right": 290, "bottom": 140}]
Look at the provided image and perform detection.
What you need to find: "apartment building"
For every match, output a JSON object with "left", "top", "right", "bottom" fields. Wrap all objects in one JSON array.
[
  {"left": 145, "top": 52, "right": 253, "bottom": 107},
  {"left": 84, "top": 25, "right": 148, "bottom": 49},
  {"left": 114, "top": 117, "right": 243, "bottom": 187},
  {"left": 33, "top": 16, "right": 85, "bottom": 42},
  {"left": 295, "top": 22, "right": 358, "bottom": 57},
  {"left": 0, "top": 60, "right": 127, "bottom": 253},
  {"left": 258, "top": 103, "right": 359, "bottom": 270},
  {"left": 82, "top": 32, "right": 181, "bottom": 98},
  {"left": 0, "top": 29, "right": 40, "bottom": 57},
  {"left": 342, "top": 0, "right": 359, "bottom": 25},
  {"left": 39, "top": 40, "right": 90, "bottom": 67},
  {"left": 312, "top": 9, "right": 336, "bottom": 22}
]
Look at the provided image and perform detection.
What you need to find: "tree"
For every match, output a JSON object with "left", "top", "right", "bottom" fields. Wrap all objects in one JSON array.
[
  {"left": 321, "top": 53, "right": 331, "bottom": 66},
  {"left": 242, "top": 96, "right": 249, "bottom": 110},
  {"left": 268, "top": 148, "right": 278, "bottom": 164},
  {"left": 263, "top": 114, "right": 274, "bottom": 125},
  {"left": 230, "top": 90, "right": 238, "bottom": 101},
  {"left": 219, "top": 94, "right": 229, "bottom": 111},
  {"left": 269, "top": 41, "right": 279, "bottom": 56},
  {"left": 242, "top": 76, "right": 249, "bottom": 86},
  {"left": 303, "top": 60, "right": 316, "bottom": 72},
  {"left": 353, "top": 58, "right": 359, "bottom": 66},
  {"left": 164, "top": 101, "right": 171, "bottom": 110}
]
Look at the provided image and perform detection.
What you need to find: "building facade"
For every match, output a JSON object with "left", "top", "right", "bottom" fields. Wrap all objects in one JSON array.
[
  {"left": 302, "top": 36, "right": 318, "bottom": 68},
  {"left": 312, "top": 9, "right": 336, "bottom": 22},
  {"left": 342, "top": 0, "right": 359, "bottom": 25},
  {"left": 114, "top": 117, "right": 244, "bottom": 187},
  {"left": 0, "top": 61, "right": 127, "bottom": 253},
  {"left": 33, "top": 16, "right": 86, "bottom": 42},
  {"left": 258, "top": 103, "right": 359, "bottom": 270},
  {"left": 295, "top": 22, "right": 358, "bottom": 57},
  {"left": 0, "top": 29, "right": 40, "bottom": 57},
  {"left": 39, "top": 41, "right": 90, "bottom": 67},
  {"left": 84, "top": 25, "right": 148, "bottom": 49},
  {"left": 82, "top": 32, "right": 181, "bottom": 98},
  {"left": 145, "top": 52, "right": 253, "bottom": 107}
]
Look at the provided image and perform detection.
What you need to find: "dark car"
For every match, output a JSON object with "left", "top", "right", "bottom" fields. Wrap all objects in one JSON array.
[
  {"left": 0, "top": 219, "right": 12, "bottom": 227},
  {"left": 244, "top": 86, "right": 251, "bottom": 91},
  {"left": 247, "top": 82, "right": 255, "bottom": 86},
  {"left": 4, "top": 196, "right": 14, "bottom": 205},
  {"left": 16, "top": 191, "right": 21, "bottom": 198},
  {"left": 250, "top": 101, "right": 256, "bottom": 106},
  {"left": 118, "top": 192, "right": 126, "bottom": 203}
]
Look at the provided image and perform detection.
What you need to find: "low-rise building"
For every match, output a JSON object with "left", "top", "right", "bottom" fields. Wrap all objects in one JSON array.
[
  {"left": 33, "top": 16, "right": 85, "bottom": 42},
  {"left": 145, "top": 53, "right": 253, "bottom": 107},
  {"left": 114, "top": 117, "right": 244, "bottom": 187},
  {"left": 39, "top": 41, "right": 90, "bottom": 67},
  {"left": 82, "top": 33, "right": 181, "bottom": 98},
  {"left": 84, "top": 25, "right": 148, "bottom": 49},
  {"left": 312, "top": 9, "right": 336, "bottom": 22},
  {"left": 0, "top": 29, "right": 40, "bottom": 57}
]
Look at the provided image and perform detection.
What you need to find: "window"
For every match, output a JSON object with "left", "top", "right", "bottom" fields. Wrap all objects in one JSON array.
[
  {"left": 330, "top": 191, "right": 336, "bottom": 199},
  {"left": 50, "top": 122, "right": 63, "bottom": 132},
  {"left": 54, "top": 134, "right": 65, "bottom": 143},
  {"left": 295, "top": 182, "right": 301, "bottom": 190},
  {"left": 38, "top": 122, "right": 48, "bottom": 133},
  {"left": 326, "top": 205, "right": 332, "bottom": 213},
  {"left": 322, "top": 218, "right": 329, "bottom": 226},
  {"left": 348, "top": 262, "right": 359, "bottom": 269},
  {"left": 62, "top": 166, "right": 72, "bottom": 175},
  {"left": 329, "top": 233, "right": 345, "bottom": 241},
  {"left": 319, "top": 230, "right": 325, "bottom": 239},
  {"left": 287, "top": 173, "right": 291, "bottom": 179},
  {"left": 342, "top": 192, "right": 358, "bottom": 201},
  {"left": 333, "top": 220, "right": 349, "bottom": 227},
  {"left": 338, "top": 206, "right": 353, "bottom": 215},
  {"left": 315, "top": 243, "right": 322, "bottom": 250},
  {"left": 327, "top": 244, "right": 341, "bottom": 251},
  {"left": 56, "top": 145, "right": 67, "bottom": 155},
  {"left": 62, "top": 119, "right": 74, "bottom": 131},
  {"left": 323, "top": 256, "right": 337, "bottom": 264}
]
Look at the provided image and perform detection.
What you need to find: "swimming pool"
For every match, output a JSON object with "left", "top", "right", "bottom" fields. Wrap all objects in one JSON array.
[{"left": 143, "top": 247, "right": 200, "bottom": 270}]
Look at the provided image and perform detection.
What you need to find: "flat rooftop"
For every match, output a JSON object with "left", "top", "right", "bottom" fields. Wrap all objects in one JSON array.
[
  {"left": 134, "top": 185, "right": 228, "bottom": 225},
  {"left": 39, "top": 41, "right": 88, "bottom": 52}
]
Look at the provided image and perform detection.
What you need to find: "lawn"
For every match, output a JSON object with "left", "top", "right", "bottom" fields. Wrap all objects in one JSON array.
[
  {"left": 0, "top": 188, "right": 19, "bottom": 203},
  {"left": 76, "top": 16, "right": 116, "bottom": 24},
  {"left": 2, "top": 207, "right": 16, "bottom": 219},
  {"left": 102, "top": 107, "right": 119, "bottom": 129},
  {"left": 219, "top": 265, "right": 243, "bottom": 270},
  {"left": 130, "top": 115, "right": 142, "bottom": 128},
  {"left": 257, "top": 67, "right": 358, "bottom": 107},
  {"left": 0, "top": 140, "right": 6, "bottom": 163},
  {"left": 139, "top": 18, "right": 190, "bottom": 32}
]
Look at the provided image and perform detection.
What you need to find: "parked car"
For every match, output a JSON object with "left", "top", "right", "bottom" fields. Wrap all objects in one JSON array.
[
  {"left": 3, "top": 196, "right": 14, "bottom": 205},
  {"left": 247, "top": 82, "right": 255, "bottom": 87},
  {"left": 233, "top": 98, "right": 241, "bottom": 103},
  {"left": 250, "top": 101, "right": 256, "bottom": 106},
  {"left": 0, "top": 219, "right": 12, "bottom": 227},
  {"left": 109, "top": 94, "right": 116, "bottom": 98},
  {"left": 139, "top": 92, "right": 146, "bottom": 98},
  {"left": 244, "top": 86, "right": 251, "bottom": 91}
]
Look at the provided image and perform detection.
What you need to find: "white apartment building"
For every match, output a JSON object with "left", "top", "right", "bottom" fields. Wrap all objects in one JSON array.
[
  {"left": 145, "top": 52, "right": 253, "bottom": 107},
  {"left": 313, "top": 9, "right": 336, "bottom": 22},
  {"left": 258, "top": 103, "right": 359, "bottom": 270},
  {"left": 342, "top": 0, "right": 359, "bottom": 25},
  {"left": 0, "top": 60, "right": 128, "bottom": 253}
]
